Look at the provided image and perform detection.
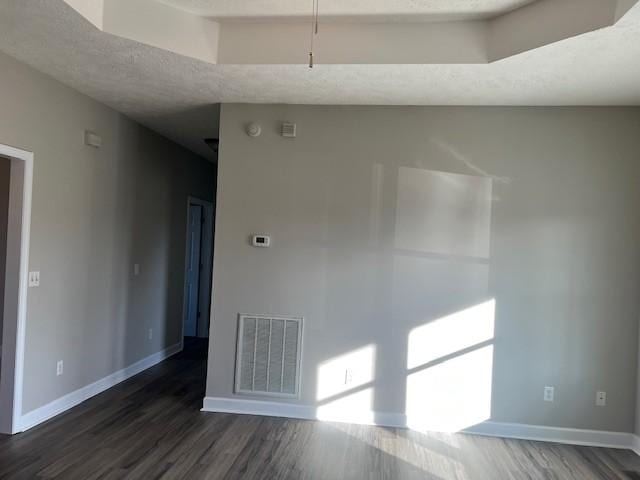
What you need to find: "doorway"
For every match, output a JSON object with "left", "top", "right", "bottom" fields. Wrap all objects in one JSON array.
[
  {"left": 182, "top": 197, "right": 214, "bottom": 340},
  {"left": 0, "top": 144, "right": 34, "bottom": 434}
]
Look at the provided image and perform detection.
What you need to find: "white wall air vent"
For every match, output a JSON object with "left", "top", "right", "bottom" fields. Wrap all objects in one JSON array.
[
  {"left": 235, "top": 314, "right": 303, "bottom": 398},
  {"left": 281, "top": 122, "right": 297, "bottom": 138}
]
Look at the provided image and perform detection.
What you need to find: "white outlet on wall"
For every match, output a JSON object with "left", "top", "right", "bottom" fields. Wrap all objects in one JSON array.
[
  {"left": 596, "top": 391, "right": 607, "bottom": 407},
  {"left": 543, "top": 386, "right": 555, "bottom": 402},
  {"left": 148, "top": 329, "right": 153, "bottom": 340},
  {"left": 56, "top": 360, "right": 63, "bottom": 376},
  {"left": 28, "top": 271, "right": 40, "bottom": 287},
  {"left": 344, "top": 369, "right": 354, "bottom": 385},
  {"left": 134, "top": 264, "right": 140, "bottom": 276}
]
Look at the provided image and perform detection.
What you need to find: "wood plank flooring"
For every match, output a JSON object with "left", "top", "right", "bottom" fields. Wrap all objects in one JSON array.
[{"left": 1, "top": 338, "right": 639, "bottom": 479}]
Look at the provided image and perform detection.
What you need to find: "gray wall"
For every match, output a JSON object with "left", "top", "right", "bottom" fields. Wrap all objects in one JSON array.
[
  {"left": 0, "top": 51, "right": 215, "bottom": 414},
  {"left": 208, "top": 104, "right": 640, "bottom": 433},
  {"left": 0, "top": 157, "right": 9, "bottom": 347}
]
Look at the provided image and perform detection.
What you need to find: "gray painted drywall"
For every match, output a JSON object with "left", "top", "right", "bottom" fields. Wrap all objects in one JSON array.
[
  {"left": 0, "top": 51, "right": 215, "bottom": 414},
  {"left": 0, "top": 157, "right": 9, "bottom": 347},
  {"left": 208, "top": 103, "right": 640, "bottom": 433}
]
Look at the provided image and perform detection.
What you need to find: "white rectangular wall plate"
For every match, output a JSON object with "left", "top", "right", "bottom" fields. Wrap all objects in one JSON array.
[
  {"left": 252, "top": 235, "right": 271, "bottom": 248},
  {"left": 28, "top": 271, "right": 40, "bottom": 287},
  {"left": 84, "top": 130, "right": 102, "bottom": 148}
]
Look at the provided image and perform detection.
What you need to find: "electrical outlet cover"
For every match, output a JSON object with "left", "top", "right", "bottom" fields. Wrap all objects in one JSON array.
[{"left": 28, "top": 271, "right": 40, "bottom": 287}]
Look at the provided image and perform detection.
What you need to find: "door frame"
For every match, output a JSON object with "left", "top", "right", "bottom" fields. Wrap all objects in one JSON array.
[
  {"left": 181, "top": 196, "right": 214, "bottom": 344},
  {"left": 0, "top": 143, "right": 34, "bottom": 434}
]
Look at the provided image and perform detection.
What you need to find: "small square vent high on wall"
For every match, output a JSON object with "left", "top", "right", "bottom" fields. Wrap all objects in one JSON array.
[
  {"left": 235, "top": 314, "right": 303, "bottom": 398},
  {"left": 281, "top": 122, "right": 296, "bottom": 138}
]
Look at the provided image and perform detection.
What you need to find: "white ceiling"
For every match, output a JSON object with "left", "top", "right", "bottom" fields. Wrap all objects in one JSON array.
[
  {"left": 156, "top": 0, "right": 538, "bottom": 21},
  {"left": 1, "top": 0, "right": 640, "bottom": 161}
]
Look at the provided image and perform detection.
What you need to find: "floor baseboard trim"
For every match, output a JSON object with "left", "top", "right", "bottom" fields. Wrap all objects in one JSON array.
[
  {"left": 631, "top": 434, "right": 640, "bottom": 456},
  {"left": 463, "top": 421, "right": 633, "bottom": 449},
  {"left": 201, "top": 397, "right": 408, "bottom": 427},
  {"left": 18, "top": 342, "right": 183, "bottom": 432},
  {"left": 202, "top": 396, "right": 636, "bottom": 451},
  {"left": 202, "top": 396, "right": 318, "bottom": 421}
]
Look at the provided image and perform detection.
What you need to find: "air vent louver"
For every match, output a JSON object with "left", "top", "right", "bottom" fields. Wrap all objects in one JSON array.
[
  {"left": 281, "top": 122, "right": 297, "bottom": 138},
  {"left": 235, "top": 314, "right": 303, "bottom": 398}
]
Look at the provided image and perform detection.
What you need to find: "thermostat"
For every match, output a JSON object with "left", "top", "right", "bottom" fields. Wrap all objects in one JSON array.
[{"left": 252, "top": 235, "right": 271, "bottom": 247}]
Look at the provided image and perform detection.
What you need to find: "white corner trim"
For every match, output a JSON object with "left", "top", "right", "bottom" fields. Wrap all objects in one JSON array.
[
  {"left": 202, "top": 396, "right": 638, "bottom": 451},
  {"left": 18, "top": 342, "right": 182, "bottom": 432},
  {"left": 0, "top": 143, "right": 34, "bottom": 435}
]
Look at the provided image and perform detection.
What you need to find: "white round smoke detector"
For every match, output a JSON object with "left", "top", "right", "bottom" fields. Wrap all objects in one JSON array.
[{"left": 246, "top": 122, "right": 262, "bottom": 137}]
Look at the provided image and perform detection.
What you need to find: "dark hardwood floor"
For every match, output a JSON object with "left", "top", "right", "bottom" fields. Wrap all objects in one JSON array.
[{"left": 1, "top": 338, "right": 639, "bottom": 479}]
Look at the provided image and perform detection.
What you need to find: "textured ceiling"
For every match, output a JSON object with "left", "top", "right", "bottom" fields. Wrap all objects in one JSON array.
[
  {"left": 1, "top": 0, "right": 640, "bottom": 161},
  {"left": 156, "top": 0, "right": 538, "bottom": 21}
]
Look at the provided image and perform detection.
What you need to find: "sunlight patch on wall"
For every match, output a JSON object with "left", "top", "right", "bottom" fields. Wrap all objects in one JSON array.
[
  {"left": 316, "top": 345, "right": 376, "bottom": 423},
  {"left": 406, "top": 345, "right": 493, "bottom": 433},
  {"left": 407, "top": 300, "right": 495, "bottom": 369},
  {"left": 406, "top": 300, "right": 495, "bottom": 433},
  {"left": 317, "top": 345, "right": 376, "bottom": 400},
  {"left": 316, "top": 389, "right": 375, "bottom": 424}
]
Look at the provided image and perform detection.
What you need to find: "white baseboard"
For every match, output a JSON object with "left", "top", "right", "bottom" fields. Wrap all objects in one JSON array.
[
  {"left": 203, "top": 396, "right": 320, "bottom": 421},
  {"left": 202, "top": 396, "right": 637, "bottom": 451},
  {"left": 18, "top": 342, "right": 183, "bottom": 432},
  {"left": 631, "top": 434, "right": 640, "bottom": 456},
  {"left": 464, "top": 421, "right": 634, "bottom": 449}
]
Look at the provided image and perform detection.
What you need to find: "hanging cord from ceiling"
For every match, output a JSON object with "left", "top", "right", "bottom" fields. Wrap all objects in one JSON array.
[{"left": 309, "top": 0, "right": 319, "bottom": 68}]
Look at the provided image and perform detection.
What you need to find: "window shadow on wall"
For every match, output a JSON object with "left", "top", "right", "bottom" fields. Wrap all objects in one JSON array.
[{"left": 312, "top": 163, "right": 499, "bottom": 440}]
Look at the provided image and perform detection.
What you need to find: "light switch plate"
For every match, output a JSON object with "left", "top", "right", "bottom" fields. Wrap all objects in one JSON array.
[{"left": 28, "top": 271, "right": 40, "bottom": 287}]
